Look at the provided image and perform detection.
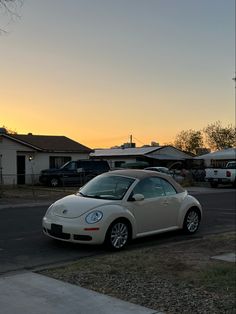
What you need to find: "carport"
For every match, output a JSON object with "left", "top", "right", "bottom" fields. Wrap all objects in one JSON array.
[{"left": 195, "top": 148, "right": 236, "bottom": 167}]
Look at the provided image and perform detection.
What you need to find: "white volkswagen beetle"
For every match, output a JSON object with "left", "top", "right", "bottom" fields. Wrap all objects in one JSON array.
[{"left": 42, "top": 169, "right": 202, "bottom": 250}]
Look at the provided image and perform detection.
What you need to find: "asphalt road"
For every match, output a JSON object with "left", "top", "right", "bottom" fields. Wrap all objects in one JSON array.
[{"left": 0, "top": 189, "right": 235, "bottom": 274}]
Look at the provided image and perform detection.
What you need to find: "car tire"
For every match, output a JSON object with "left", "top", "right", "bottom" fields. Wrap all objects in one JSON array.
[
  {"left": 183, "top": 208, "right": 201, "bottom": 234},
  {"left": 50, "top": 177, "right": 60, "bottom": 187},
  {"left": 105, "top": 219, "right": 130, "bottom": 250},
  {"left": 210, "top": 182, "right": 218, "bottom": 188}
]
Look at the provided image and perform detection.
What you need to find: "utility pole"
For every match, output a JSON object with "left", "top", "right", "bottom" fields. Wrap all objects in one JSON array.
[{"left": 130, "top": 134, "right": 133, "bottom": 145}]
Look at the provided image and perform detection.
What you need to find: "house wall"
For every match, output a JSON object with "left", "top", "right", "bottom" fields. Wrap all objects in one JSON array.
[
  {"left": 0, "top": 136, "right": 35, "bottom": 184},
  {"left": 23, "top": 152, "right": 90, "bottom": 184},
  {"left": 31, "top": 152, "right": 89, "bottom": 175},
  {"left": 0, "top": 136, "right": 90, "bottom": 185}
]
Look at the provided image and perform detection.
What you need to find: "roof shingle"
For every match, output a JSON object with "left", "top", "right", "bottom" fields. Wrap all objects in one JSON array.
[{"left": 6, "top": 134, "right": 92, "bottom": 153}]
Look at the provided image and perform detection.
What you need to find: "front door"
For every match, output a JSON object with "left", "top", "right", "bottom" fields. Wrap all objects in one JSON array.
[
  {"left": 17, "top": 155, "right": 25, "bottom": 184},
  {"left": 128, "top": 177, "right": 182, "bottom": 234}
]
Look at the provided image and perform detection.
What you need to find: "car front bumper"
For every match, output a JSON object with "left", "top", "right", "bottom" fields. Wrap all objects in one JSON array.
[
  {"left": 42, "top": 216, "right": 107, "bottom": 245},
  {"left": 205, "top": 178, "right": 232, "bottom": 184}
]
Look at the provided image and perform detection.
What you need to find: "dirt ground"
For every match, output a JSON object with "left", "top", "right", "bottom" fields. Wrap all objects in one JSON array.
[
  {"left": 0, "top": 185, "right": 77, "bottom": 202},
  {"left": 40, "top": 232, "right": 236, "bottom": 314}
]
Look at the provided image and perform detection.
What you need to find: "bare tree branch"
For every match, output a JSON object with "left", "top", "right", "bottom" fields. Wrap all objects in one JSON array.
[{"left": 0, "top": 0, "right": 23, "bottom": 33}]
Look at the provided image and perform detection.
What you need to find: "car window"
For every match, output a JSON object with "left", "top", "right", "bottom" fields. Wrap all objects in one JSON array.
[
  {"left": 133, "top": 178, "right": 165, "bottom": 199},
  {"left": 161, "top": 179, "right": 177, "bottom": 196},
  {"left": 61, "top": 161, "right": 77, "bottom": 170},
  {"left": 133, "top": 177, "right": 177, "bottom": 199}
]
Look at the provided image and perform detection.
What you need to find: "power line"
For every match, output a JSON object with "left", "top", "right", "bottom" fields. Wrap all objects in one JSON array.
[{"left": 132, "top": 136, "right": 146, "bottom": 146}]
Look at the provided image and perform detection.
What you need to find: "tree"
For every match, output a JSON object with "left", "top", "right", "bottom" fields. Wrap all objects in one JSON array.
[
  {"left": 0, "top": 0, "right": 21, "bottom": 12},
  {"left": 203, "top": 121, "right": 236, "bottom": 151},
  {"left": 0, "top": 0, "right": 22, "bottom": 33},
  {"left": 1, "top": 125, "right": 17, "bottom": 134},
  {"left": 174, "top": 129, "right": 203, "bottom": 155}
]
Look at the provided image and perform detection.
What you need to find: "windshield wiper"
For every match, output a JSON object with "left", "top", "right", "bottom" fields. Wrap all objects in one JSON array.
[{"left": 78, "top": 191, "right": 86, "bottom": 197}]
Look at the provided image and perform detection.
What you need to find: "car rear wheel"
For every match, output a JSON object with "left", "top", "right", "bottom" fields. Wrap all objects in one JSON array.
[
  {"left": 105, "top": 220, "right": 130, "bottom": 250},
  {"left": 183, "top": 208, "right": 200, "bottom": 234},
  {"left": 210, "top": 182, "right": 218, "bottom": 188}
]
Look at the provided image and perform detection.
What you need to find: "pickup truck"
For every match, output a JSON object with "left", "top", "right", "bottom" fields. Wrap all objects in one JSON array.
[
  {"left": 39, "top": 160, "right": 110, "bottom": 187},
  {"left": 205, "top": 161, "right": 236, "bottom": 188}
]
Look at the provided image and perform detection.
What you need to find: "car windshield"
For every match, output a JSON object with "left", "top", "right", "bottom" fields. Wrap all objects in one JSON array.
[
  {"left": 60, "top": 161, "right": 77, "bottom": 170},
  {"left": 78, "top": 175, "right": 135, "bottom": 200}
]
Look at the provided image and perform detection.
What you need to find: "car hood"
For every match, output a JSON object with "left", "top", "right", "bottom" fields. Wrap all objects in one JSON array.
[{"left": 49, "top": 194, "right": 116, "bottom": 218}]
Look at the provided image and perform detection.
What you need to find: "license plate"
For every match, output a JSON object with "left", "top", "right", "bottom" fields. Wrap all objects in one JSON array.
[{"left": 51, "top": 224, "right": 62, "bottom": 234}]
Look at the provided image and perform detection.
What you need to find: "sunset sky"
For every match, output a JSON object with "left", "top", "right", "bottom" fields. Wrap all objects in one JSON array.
[{"left": 0, "top": 0, "right": 235, "bottom": 148}]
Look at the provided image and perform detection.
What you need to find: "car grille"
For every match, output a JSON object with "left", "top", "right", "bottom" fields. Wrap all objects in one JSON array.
[{"left": 47, "top": 228, "right": 70, "bottom": 240}]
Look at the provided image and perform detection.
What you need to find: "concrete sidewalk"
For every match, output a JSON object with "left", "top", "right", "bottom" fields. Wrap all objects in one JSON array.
[{"left": 0, "top": 272, "right": 161, "bottom": 314}]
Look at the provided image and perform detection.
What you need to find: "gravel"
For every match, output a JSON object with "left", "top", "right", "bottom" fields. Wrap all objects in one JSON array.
[{"left": 40, "top": 232, "right": 236, "bottom": 314}]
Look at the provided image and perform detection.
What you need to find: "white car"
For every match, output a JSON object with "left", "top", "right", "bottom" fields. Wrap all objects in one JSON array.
[{"left": 42, "top": 169, "right": 202, "bottom": 250}]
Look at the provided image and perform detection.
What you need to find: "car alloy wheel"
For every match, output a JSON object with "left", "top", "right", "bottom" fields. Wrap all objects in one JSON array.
[
  {"left": 50, "top": 177, "right": 60, "bottom": 187},
  {"left": 184, "top": 209, "right": 200, "bottom": 234},
  {"left": 106, "top": 220, "right": 129, "bottom": 250}
]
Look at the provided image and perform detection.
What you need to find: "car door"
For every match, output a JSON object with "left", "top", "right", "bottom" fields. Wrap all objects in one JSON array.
[
  {"left": 158, "top": 178, "right": 182, "bottom": 228},
  {"left": 128, "top": 177, "right": 181, "bottom": 234},
  {"left": 61, "top": 161, "right": 79, "bottom": 185}
]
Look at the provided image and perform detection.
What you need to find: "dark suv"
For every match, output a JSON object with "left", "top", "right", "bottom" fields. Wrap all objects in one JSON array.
[{"left": 39, "top": 160, "right": 110, "bottom": 187}]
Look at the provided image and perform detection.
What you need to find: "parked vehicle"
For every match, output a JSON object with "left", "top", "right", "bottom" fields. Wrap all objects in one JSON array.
[
  {"left": 42, "top": 169, "right": 202, "bottom": 250},
  {"left": 39, "top": 160, "right": 110, "bottom": 187},
  {"left": 205, "top": 161, "right": 236, "bottom": 188}
]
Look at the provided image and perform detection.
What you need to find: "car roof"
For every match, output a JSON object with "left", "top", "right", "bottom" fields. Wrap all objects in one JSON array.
[{"left": 103, "top": 169, "right": 185, "bottom": 193}]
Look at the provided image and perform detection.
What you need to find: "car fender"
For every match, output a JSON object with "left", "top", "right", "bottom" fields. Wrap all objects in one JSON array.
[
  {"left": 177, "top": 194, "right": 202, "bottom": 228},
  {"left": 82, "top": 203, "right": 137, "bottom": 239}
]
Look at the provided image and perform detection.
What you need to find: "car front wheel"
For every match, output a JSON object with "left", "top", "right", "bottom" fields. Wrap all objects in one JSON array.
[
  {"left": 105, "top": 220, "right": 130, "bottom": 250},
  {"left": 50, "top": 177, "right": 60, "bottom": 187},
  {"left": 183, "top": 208, "right": 200, "bottom": 234}
]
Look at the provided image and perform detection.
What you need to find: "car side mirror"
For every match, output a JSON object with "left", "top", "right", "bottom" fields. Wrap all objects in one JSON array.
[
  {"left": 132, "top": 193, "right": 145, "bottom": 201},
  {"left": 77, "top": 168, "right": 84, "bottom": 173}
]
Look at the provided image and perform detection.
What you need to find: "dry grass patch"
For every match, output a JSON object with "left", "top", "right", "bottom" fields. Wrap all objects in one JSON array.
[{"left": 39, "top": 232, "right": 236, "bottom": 313}]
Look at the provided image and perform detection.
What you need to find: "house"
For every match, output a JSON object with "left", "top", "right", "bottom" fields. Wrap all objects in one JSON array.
[
  {"left": 90, "top": 146, "right": 192, "bottom": 169},
  {"left": 195, "top": 148, "right": 236, "bottom": 168},
  {"left": 0, "top": 128, "right": 92, "bottom": 185}
]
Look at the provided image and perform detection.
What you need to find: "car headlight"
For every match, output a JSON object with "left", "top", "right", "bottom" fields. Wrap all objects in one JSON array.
[{"left": 85, "top": 211, "right": 103, "bottom": 224}]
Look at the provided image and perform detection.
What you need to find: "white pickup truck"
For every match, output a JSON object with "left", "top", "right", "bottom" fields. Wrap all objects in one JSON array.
[{"left": 205, "top": 161, "right": 236, "bottom": 188}]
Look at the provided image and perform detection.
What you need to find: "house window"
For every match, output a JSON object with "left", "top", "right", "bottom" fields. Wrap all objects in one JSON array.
[{"left": 49, "top": 156, "right": 71, "bottom": 169}]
